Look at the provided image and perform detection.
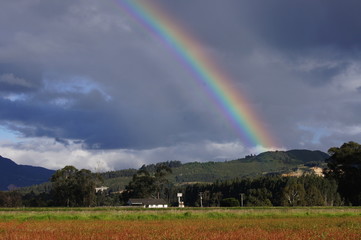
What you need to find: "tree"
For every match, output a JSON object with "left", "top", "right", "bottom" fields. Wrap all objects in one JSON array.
[
  {"left": 300, "top": 175, "right": 341, "bottom": 206},
  {"left": 318, "top": 178, "right": 341, "bottom": 206},
  {"left": 154, "top": 164, "right": 172, "bottom": 199},
  {"left": 22, "top": 191, "right": 52, "bottom": 207},
  {"left": 51, "top": 166, "right": 99, "bottom": 207},
  {"left": 0, "top": 191, "right": 22, "bottom": 207},
  {"left": 325, "top": 141, "right": 361, "bottom": 205},
  {"left": 281, "top": 178, "right": 305, "bottom": 206},
  {"left": 304, "top": 185, "right": 324, "bottom": 206},
  {"left": 125, "top": 164, "right": 172, "bottom": 199},
  {"left": 246, "top": 188, "right": 273, "bottom": 206},
  {"left": 51, "top": 166, "right": 78, "bottom": 207},
  {"left": 220, "top": 198, "right": 240, "bottom": 207},
  {"left": 75, "top": 169, "right": 98, "bottom": 206},
  {"left": 126, "top": 169, "right": 156, "bottom": 198}
]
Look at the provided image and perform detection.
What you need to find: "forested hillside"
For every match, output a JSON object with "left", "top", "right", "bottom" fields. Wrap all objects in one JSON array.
[
  {"left": 9, "top": 149, "right": 328, "bottom": 193},
  {"left": 102, "top": 149, "right": 329, "bottom": 190},
  {"left": 4, "top": 142, "right": 361, "bottom": 207}
]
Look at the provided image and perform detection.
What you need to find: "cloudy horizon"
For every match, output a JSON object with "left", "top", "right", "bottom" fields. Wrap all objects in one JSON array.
[{"left": 1, "top": 0, "right": 361, "bottom": 170}]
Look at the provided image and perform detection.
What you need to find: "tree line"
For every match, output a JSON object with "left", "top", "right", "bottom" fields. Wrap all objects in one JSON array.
[
  {"left": 182, "top": 174, "right": 341, "bottom": 207},
  {"left": 0, "top": 141, "right": 360, "bottom": 207}
]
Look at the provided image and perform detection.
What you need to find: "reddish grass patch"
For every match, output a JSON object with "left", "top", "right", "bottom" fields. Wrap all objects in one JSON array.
[{"left": 0, "top": 217, "right": 360, "bottom": 240}]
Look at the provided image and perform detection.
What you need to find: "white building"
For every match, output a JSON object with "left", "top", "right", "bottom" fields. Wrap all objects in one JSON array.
[
  {"left": 95, "top": 186, "right": 109, "bottom": 193},
  {"left": 128, "top": 198, "right": 168, "bottom": 208}
]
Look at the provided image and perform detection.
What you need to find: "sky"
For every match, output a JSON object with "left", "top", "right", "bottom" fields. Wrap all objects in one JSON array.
[{"left": 1, "top": 0, "right": 361, "bottom": 171}]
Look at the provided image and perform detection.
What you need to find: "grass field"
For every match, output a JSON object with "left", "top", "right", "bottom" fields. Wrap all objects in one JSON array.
[{"left": 0, "top": 207, "right": 360, "bottom": 239}]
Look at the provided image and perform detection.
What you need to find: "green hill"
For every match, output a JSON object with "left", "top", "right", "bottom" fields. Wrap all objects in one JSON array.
[{"left": 102, "top": 149, "right": 329, "bottom": 190}]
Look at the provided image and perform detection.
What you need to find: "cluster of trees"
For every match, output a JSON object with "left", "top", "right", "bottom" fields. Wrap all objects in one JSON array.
[
  {"left": 325, "top": 141, "right": 361, "bottom": 205},
  {"left": 182, "top": 175, "right": 341, "bottom": 207},
  {"left": 124, "top": 164, "right": 172, "bottom": 200},
  {"left": 0, "top": 191, "right": 22, "bottom": 207},
  {"left": 181, "top": 141, "right": 359, "bottom": 207},
  {"left": 0, "top": 164, "right": 175, "bottom": 207},
  {"left": 0, "top": 141, "right": 360, "bottom": 207},
  {"left": 0, "top": 166, "right": 104, "bottom": 207},
  {"left": 50, "top": 166, "right": 101, "bottom": 207}
]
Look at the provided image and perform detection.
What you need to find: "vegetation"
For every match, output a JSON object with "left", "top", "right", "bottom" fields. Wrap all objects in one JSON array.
[
  {"left": 0, "top": 142, "right": 359, "bottom": 239},
  {"left": 0, "top": 174, "right": 343, "bottom": 208},
  {"left": 0, "top": 208, "right": 360, "bottom": 239},
  {"left": 220, "top": 198, "right": 240, "bottom": 207},
  {"left": 0, "top": 218, "right": 360, "bottom": 239},
  {"left": 0, "top": 142, "right": 360, "bottom": 208},
  {"left": 51, "top": 166, "right": 101, "bottom": 207},
  {"left": 0, "top": 191, "right": 22, "bottom": 207},
  {"left": 325, "top": 141, "right": 361, "bottom": 205},
  {"left": 100, "top": 150, "right": 329, "bottom": 190},
  {"left": 124, "top": 164, "right": 172, "bottom": 199},
  {"left": 0, "top": 207, "right": 361, "bottom": 220},
  {"left": 12, "top": 150, "right": 329, "bottom": 195},
  {"left": 182, "top": 175, "right": 341, "bottom": 207}
]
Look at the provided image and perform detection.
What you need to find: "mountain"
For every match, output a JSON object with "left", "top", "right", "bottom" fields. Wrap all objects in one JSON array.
[
  {"left": 0, "top": 155, "right": 55, "bottom": 191},
  {"left": 101, "top": 149, "right": 330, "bottom": 190},
  {"left": 15, "top": 149, "right": 330, "bottom": 193}
]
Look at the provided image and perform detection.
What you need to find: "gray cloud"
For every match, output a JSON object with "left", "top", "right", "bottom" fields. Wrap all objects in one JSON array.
[
  {"left": 0, "top": 0, "right": 361, "bottom": 169},
  {"left": 250, "top": 1, "right": 361, "bottom": 49},
  {"left": 0, "top": 138, "right": 270, "bottom": 170}
]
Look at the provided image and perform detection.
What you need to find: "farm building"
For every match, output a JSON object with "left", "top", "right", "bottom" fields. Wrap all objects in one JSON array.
[
  {"left": 128, "top": 198, "right": 168, "bottom": 208},
  {"left": 95, "top": 186, "right": 109, "bottom": 193}
]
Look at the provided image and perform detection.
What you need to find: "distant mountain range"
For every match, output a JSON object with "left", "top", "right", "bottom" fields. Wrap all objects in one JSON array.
[
  {"left": 0, "top": 155, "right": 55, "bottom": 191},
  {"left": 1, "top": 149, "right": 330, "bottom": 192}
]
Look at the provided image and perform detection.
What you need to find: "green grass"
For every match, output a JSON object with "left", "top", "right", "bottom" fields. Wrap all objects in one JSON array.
[{"left": 0, "top": 207, "right": 360, "bottom": 221}]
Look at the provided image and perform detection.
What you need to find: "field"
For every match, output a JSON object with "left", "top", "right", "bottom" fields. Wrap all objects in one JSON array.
[{"left": 0, "top": 207, "right": 360, "bottom": 239}]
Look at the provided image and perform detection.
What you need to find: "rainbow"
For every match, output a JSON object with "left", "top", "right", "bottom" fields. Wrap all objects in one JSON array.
[{"left": 115, "top": 0, "right": 276, "bottom": 148}]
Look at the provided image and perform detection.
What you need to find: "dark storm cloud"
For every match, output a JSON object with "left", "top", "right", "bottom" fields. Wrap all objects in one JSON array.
[
  {"left": 0, "top": 0, "right": 241, "bottom": 150},
  {"left": 0, "top": 64, "right": 42, "bottom": 93},
  {"left": 157, "top": 0, "right": 361, "bottom": 51},
  {"left": 1, "top": 0, "right": 361, "bottom": 155},
  {"left": 0, "top": 71, "right": 235, "bottom": 149},
  {"left": 239, "top": 0, "right": 361, "bottom": 50},
  {"left": 0, "top": 92, "right": 134, "bottom": 149},
  {"left": 156, "top": 0, "right": 361, "bottom": 86},
  {"left": 294, "top": 61, "right": 350, "bottom": 87},
  {"left": 0, "top": 73, "right": 33, "bottom": 93}
]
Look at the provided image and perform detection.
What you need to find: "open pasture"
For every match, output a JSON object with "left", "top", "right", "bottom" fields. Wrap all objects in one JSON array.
[{"left": 0, "top": 207, "right": 360, "bottom": 239}]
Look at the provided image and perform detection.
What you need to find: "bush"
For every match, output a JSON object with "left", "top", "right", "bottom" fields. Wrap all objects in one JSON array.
[{"left": 220, "top": 198, "right": 240, "bottom": 207}]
